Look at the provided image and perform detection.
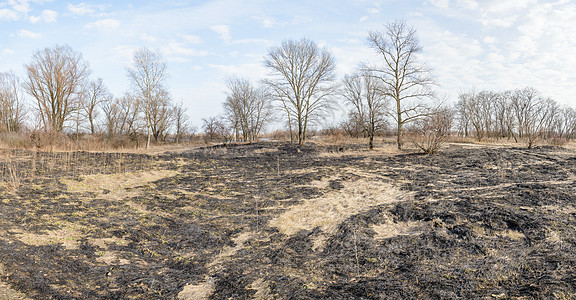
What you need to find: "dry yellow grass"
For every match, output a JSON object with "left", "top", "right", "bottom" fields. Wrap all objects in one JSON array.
[
  {"left": 269, "top": 174, "right": 410, "bottom": 249},
  {"left": 372, "top": 219, "right": 426, "bottom": 240},
  {"left": 62, "top": 169, "right": 178, "bottom": 199}
]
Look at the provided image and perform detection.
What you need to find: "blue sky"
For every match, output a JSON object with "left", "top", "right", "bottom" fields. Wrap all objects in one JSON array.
[{"left": 1, "top": 0, "right": 575, "bottom": 128}]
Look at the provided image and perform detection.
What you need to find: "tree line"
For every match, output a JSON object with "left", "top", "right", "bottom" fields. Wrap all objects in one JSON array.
[
  {"left": 0, "top": 45, "right": 190, "bottom": 149},
  {"left": 2, "top": 20, "right": 575, "bottom": 151}
]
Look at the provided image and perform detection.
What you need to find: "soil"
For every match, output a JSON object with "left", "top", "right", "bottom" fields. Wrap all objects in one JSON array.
[{"left": 1, "top": 142, "right": 576, "bottom": 299}]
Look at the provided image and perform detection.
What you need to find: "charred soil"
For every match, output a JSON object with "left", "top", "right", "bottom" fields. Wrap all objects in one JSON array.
[{"left": 1, "top": 142, "right": 576, "bottom": 299}]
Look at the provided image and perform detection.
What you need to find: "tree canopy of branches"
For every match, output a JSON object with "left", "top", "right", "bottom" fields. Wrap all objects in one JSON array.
[
  {"left": 202, "top": 116, "right": 231, "bottom": 144},
  {"left": 102, "top": 94, "right": 141, "bottom": 139},
  {"left": 0, "top": 71, "right": 26, "bottom": 133},
  {"left": 341, "top": 72, "right": 388, "bottom": 150},
  {"left": 126, "top": 47, "right": 169, "bottom": 148},
  {"left": 366, "top": 20, "right": 435, "bottom": 150},
  {"left": 223, "top": 76, "right": 272, "bottom": 143},
  {"left": 173, "top": 100, "right": 190, "bottom": 144},
  {"left": 264, "top": 38, "right": 337, "bottom": 145},
  {"left": 412, "top": 107, "right": 453, "bottom": 154},
  {"left": 82, "top": 78, "right": 112, "bottom": 134},
  {"left": 456, "top": 87, "right": 572, "bottom": 148},
  {"left": 23, "top": 45, "right": 91, "bottom": 133}
]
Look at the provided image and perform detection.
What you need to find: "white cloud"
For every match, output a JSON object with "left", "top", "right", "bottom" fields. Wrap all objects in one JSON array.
[
  {"left": 483, "top": 36, "right": 497, "bottom": 44},
  {"left": 182, "top": 34, "right": 203, "bottom": 44},
  {"left": 458, "top": 0, "right": 478, "bottom": 10},
  {"left": 67, "top": 3, "right": 97, "bottom": 16},
  {"left": 2, "top": 49, "right": 16, "bottom": 55},
  {"left": 251, "top": 16, "right": 275, "bottom": 28},
  {"left": 18, "top": 29, "right": 41, "bottom": 38},
  {"left": 210, "top": 25, "right": 231, "bottom": 42},
  {"left": 8, "top": 0, "right": 30, "bottom": 14},
  {"left": 480, "top": 15, "right": 517, "bottom": 27},
  {"left": 41, "top": 9, "right": 57, "bottom": 22},
  {"left": 359, "top": 15, "right": 369, "bottom": 22},
  {"left": 85, "top": 18, "right": 120, "bottom": 31},
  {"left": 29, "top": 9, "right": 57, "bottom": 23},
  {"left": 163, "top": 42, "right": 209, "bottom": 57},
  {"left": 428, "top": 0, "right": 450, "bottom": 9},
  {"left": 0, "top": 8, "right": 19, "bottom": 21},
  {"left": 262, "top": 18, "right": 274, "bottom": 28},
  {"left": 367, "top": 8, "right": 379, "bottom": 14},
  {"left": 482, "top": 0, "right": 537, "bottom": 13}
]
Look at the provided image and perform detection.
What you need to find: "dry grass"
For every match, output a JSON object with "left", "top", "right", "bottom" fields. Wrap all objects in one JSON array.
[
  {"left": 372, "top": 219, "right": 426, "bottom": 240},
  {"left": 61, "top": 169, "right": 178, "bottom": 199},
  {"left": 179, "top": 232, "right": 257, "bottom": 300},
  {"left": 14, "top": 225, "right": 83, "bottom": 250},
  {"left": 269, "top": 173, "right": 409, "bottom": 249},
  {"left": 178, "top": 280, "right": 214, "bottom": 300}
]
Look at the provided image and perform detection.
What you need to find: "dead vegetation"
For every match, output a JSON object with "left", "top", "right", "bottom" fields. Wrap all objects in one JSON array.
[{"left": 0, "top": 142, "right": 575, "bottom": 299}]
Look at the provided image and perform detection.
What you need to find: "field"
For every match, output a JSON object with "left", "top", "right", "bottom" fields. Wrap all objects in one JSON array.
[{"left": 1, "top": 141, "right": 576, "bottom": 299}]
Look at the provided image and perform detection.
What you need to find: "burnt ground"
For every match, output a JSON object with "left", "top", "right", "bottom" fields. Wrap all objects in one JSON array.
[{"left": 0, "top": 142, "right": 576, "bottom": 299}]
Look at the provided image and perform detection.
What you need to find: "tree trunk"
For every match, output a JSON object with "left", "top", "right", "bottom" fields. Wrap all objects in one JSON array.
[{"left": 369, "top": 133, "right": 374, "bottom": 150}]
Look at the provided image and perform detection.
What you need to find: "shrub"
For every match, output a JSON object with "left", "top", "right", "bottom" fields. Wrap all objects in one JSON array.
[{"left": 412, "top": 108, "right": 453, "bottom": 154}]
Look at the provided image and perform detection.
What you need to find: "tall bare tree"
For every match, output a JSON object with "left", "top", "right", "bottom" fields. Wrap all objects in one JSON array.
[
  {"left": 0, "top": 71, "right": 26, "bottom": 133},
  {"left": 126, "top": 47, "right": 168, "bottom": 148},
  {"left": 223, "top": 75, "right": 273, "bottom": 143},
  {"left": 102, "top": 94, "right": 142, "bottom": 138},
  {"left": 148, "top": 86, "right": 173, "bottom": 142},
  {"left": 264, "top": 38, "right": 337, "bottom": 145},
  {"left": 23, "top": 45, "right": 91, "bottom": 133},
  {"left": 82, "top": 78, "right": 112, "bottom": 134},
  {"left": 341, "top": 72, "right": 388, "bottom": 150},
  {"left": 366, "top": 20, "right": 435, "bottom": 149},
  {"left": 173, "top": 100, "right": 190, "bottom": 144}
]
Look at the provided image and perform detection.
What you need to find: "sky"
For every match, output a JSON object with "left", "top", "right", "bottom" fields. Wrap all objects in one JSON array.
[{"left": 1, "top": 0, "right": 575, "bottom": 129}]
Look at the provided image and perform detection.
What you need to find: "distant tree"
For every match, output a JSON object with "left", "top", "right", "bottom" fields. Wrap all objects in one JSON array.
[
  {"left": 412, "top": 107, "right": 453, "bottom": 154},
  {"left": 102, "top": 94, "right": 142, "bottom": 138},
  {"left": 23, "top": 45, "right": 91, "bottom": 133},
  {"left": 126, "top": 47, "right": 168, "bottom": 148},
  {"left": 173, "top": 100, "right": 190, "bottom": 144},
  {"left": 202, "top": 116, "right": 231, "bottom": 144},
  {"left": 82, "top": 78, "right": 112, "bottom": 134},
  {"left": 0, "top": 71, "right": 26, "bottom": 133},
  {"left": 341, "top": 72, "right": 388, "bottom": 150},
  {"left": 341, "top": 111, "right": 366, "bottom": 139},
  {"left": 264, "top": 38, "right": 338, "bottom": 145},
  {"left": 223, "top": 75, "right": 273, "bottom": 143},
  {"left": 511, "top": 88, "right": 557, "bottom": 149},
  {"left": 366, "top": 20, "right": 435, "bottom": 149},
  {"left": 147, "top": 86, "right": 173, "bottom": 142}
]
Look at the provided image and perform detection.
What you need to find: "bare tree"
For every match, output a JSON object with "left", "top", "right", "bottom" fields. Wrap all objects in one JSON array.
[
  {"left": 126, "top": 47, "right": 168, "bottom": 148},
  {"left": 173, "top": 100, "right": 190, "bottom": 144},
  {"left": 0, "top": 71, "right": 26, "bottom": 133},
  {"left": 366, "top": 20, "right": 435, "bottom": 149},
  {"left": 341, "top": 72, "right": 388, "bottom": 150},
  {"left": 264, "top": 38, "right": 337, "bottom": 145},
  {"left": 148, "top": 87, "right": 173, "bottom": 142},
  {"left": 202, "top": 116, "right": 231, "bottom": 144},
  {"left": 223, "top": 76, "right": 273, "bottom": 143},
  {"left": 456, "top": 87, "right": 567, "bottom": 147},
  {"left": 102, "top": 94, "right": 141, "bottom": 138},
  {"left": 23, "top": 45, "right": 91, "bottom": 133},
  {"left": 82, "top": 78, "right": 112, "bottom": 134},
  {"left": 412, "top": 107, "right": 453, "bottom": 154}
]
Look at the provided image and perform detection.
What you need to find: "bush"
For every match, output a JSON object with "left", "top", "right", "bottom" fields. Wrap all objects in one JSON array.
[{"left": 412, "top": 108, "right": 453, "bottom": 154}]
